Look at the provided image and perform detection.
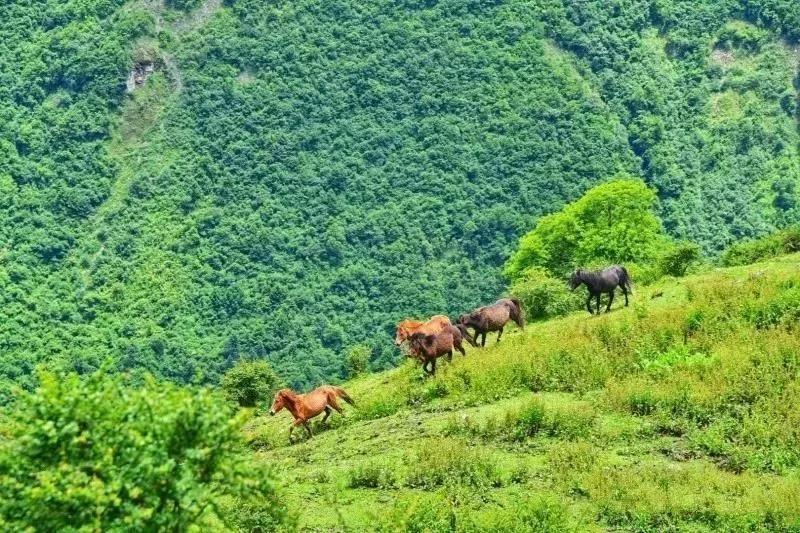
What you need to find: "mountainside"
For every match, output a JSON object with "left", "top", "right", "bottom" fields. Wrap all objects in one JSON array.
[
  {"left": 1, "top": 0, "right": 800, "bottom": 390},
  {"left": 247, "top": 254, "right": 800, "bottom": 530}
]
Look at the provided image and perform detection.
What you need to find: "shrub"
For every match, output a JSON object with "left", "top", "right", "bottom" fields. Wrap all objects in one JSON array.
[
  {"left": 405, "top": 438, "right": 502, "bottom": 489},
  {"left": 509, "top": 267, "right": 583, "bottom": 320},
  {"left": 0, "top": 370, "right": 289, "bottom": 531},
  {"left": 507, "top": 398, "right": 547, "bottom": 441},
  {"left": 347, "top": 461, "right": 397, "bottom": 489},
  {"left": 721, "top": 226, "right": 800, "bottom": 267},
  {"left": 464, "top": 496, "right": 573, "bottom": 531},
  {"left": 166, "top": 0, "right": 203, "bottom": 11},
  {"left": 658, "top": 241, "right": 701, "bottom": 277},
  {"left": 222, "top": 359, "right": 281, "bottom": 407},
  {"left": 345, "top": 345, "right": 371, "bottom": 378}
]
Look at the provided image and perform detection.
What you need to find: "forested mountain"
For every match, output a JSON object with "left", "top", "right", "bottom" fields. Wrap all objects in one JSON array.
[{"left": 1, "top": 0, "right": 799, "bottom": 391}]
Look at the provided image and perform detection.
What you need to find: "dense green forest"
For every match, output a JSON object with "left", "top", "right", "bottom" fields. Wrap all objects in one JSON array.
[{"left": 1, "top": 0, "right": 800, "bottom": 391}]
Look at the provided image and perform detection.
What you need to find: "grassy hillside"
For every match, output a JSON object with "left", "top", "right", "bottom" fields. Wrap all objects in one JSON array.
[
  {"left": 2, "top": 0, "right": 800, "bottom": 390},
  {"left": 247, "top": 255, "right": 800, "bottom": 531}
]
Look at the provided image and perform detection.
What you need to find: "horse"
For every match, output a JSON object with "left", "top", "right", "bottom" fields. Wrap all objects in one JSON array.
[
  {"left": 394, "top": 315, "right": 452, "bottom": 346},
  {"left": 569, "top": 265, "right": 632, "bottom": 314},
  {"left": 408, "top": 324, "right": 466, "bottom": 375},
  {"left": 459, "top": 297, "right": 525, "bottom": 347},
  {"left": 269, "top": 386, "right": 355, "bottom": 442}
]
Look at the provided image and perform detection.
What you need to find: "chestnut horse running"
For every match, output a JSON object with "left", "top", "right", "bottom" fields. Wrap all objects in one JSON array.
[
  {"left": 270, "top": 386, "right": 355, "bottom": 442},
  {"left": 395, "top": 315, "right": 452, "bottom": 347}
]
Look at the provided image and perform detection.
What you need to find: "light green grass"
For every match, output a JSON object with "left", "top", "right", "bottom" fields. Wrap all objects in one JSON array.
[{"left": 249, "top": 255, "right": 800, "bottom": 531}]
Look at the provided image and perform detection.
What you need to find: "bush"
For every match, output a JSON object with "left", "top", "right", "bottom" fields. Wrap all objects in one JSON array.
[
  {"left": 721, "top": 227, "right": 800, "bottom": 267},
  {"left": 222, "top": 359, "right": 281, "bottom": 407},
  {"left": 166, "top": 0, "right": 203, "bottom": 11},
  {"left": 405, "top": 438, "right": 502, "bottom": 489},
  {"left": 345, "top": 345, "right": 371, "bottom": 378},
  {"left": 509, "top": 267, "right": 583, "bottom": 320},
  {"left": 347, "top": 461, "right": 397, "bottom": 489},
  {"left": 658, "top": 242, "right": 701, "bottom": 277},
  {"left": 0, "top": 370, "right": 289, "bottom": 531}
]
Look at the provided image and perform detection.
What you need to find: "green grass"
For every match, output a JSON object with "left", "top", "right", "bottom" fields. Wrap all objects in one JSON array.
[{"left": 247, "top": 254, "right": 800, "bottom": 531}]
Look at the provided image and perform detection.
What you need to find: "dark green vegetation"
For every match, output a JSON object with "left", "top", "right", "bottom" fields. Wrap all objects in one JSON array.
[
  {"left": 0, "top": 370, "right": 289, "bottom": 530},
  {"left": 247, "top": 254, "right": 800, "bottom": 531},
  {"left": 2, "top": 0, "right": 800, "bottom": 390}
]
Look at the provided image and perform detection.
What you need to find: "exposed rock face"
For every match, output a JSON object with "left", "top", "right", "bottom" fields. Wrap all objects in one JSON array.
[{"left": 126, "top": 61, "right": 157, "bottom": 93}]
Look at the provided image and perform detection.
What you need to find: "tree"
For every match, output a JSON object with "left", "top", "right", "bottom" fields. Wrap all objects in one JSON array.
[
  {"left": 221, "top": 359, "right": 282, "bottom": 407},
  {"left": 505, "top": 178, "right": 669, "bottom": 281},
  {"left": 0, "top": 370, "right": 289, "bottom": 531},
  {"left": 345, "top": 345, "right": 371, "bottom": 378}
]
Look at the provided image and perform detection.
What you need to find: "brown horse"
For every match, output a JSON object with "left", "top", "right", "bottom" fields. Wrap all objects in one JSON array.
[
  {"left": 459, "top": 297, "right": 524, "bottom": 347},
  {"left": 269, "top": 386, "right": 355, "bottom": 441},
  {"left": 395, "top": 315, "right": 452, "bottom": 347},
  {"left": 408, "top": 324, "right": 466, "bottom": 375}
]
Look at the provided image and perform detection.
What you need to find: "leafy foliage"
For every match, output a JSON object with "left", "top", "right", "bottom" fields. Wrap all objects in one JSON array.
[
  {"left": 658, "top": 241, "right": 702, "bottom": 277},
  {"left": 1, "top": 0, "right": 800, "bottom": 390},
  {"left": 0, "top": 370, "right": 289, "bottom": 531},
  {"left": 345, "top": 345, "right": 371, "bottom": 378},
  {"left": 721, "top": 226, "right": 800, "bottom": 266},
  {"left": 506, "top": 178, "right": 669, "bottom": 279},
  {"left": 221, "top": 359, "right": 281, "bottom": 407},
  {"left": 508, "top": 267, "right": 583, "bottom": 320}
]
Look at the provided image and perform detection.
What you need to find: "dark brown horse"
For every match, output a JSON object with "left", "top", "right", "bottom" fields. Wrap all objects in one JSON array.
[
  {"left": 270, "top": 386, "right": 355, "bottom": 441},
  {"left": 569, "top": 265, "right": 632, "bottom": 314},
  {"left": 408, "top": 324, "right": 466, "bottom": 375},
  {"left": 459, "top": 297, "right": 524, "bottom": 347}
]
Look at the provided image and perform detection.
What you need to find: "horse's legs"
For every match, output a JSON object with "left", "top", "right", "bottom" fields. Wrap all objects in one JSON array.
[
  {"left": 322, "top": 406, "right": 332, "bottom": 424},
  {"left": 447, "top": 350, "right": 453, "bottom": 363},
  {"left": 496, "top": 326, "right": 504, "bottom": 343},
  {"left": 328, "top": 396, "right": 344, "bottom": 414},
  {"left": 290, "top": 419, "right": 305, "bottom": 443},
  {"left": 480, "top": 331, "right": 487, "bottom": 347},
  {"left": 586, "top": 294, "right": 594, "bottom": 314},
  {"left": 606, "top": 290, "right": 614, "bottom": 312},
  {"left": 431, "top": 359, "right": 437, "bottom": 375},
  {"left": 622, "top": 286, "right": 629, "bottom": 306},
  {"left": 303, "top": 421, "right": 313, "bottom": 438},
  {"left": 455, "top": 343, "right": 466, "bottom": 357},
  {"left": 596, "top": 293, "right": 602, "bottom": 314}
]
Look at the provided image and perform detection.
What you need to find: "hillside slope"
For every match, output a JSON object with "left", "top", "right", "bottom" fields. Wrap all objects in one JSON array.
[
  {"left": 1, "top": 0, "right": 800, "bottom": 390},
  {"left": 247, "top": 255, "right": 800, "bottom": 530}
]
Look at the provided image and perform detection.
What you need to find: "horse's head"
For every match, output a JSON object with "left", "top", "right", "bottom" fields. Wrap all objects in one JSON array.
[
  {"left": 269, "top": 389, "right": 291, "bottom": 415},
  {"left": 569, "top": 270, "right": 583, "bottom": 291},
  {"left": 458, "top": 314, "right": 468, "bottom": 325},
  {"left": 394, "top": 322, "right": 410, "bottom": 346}
]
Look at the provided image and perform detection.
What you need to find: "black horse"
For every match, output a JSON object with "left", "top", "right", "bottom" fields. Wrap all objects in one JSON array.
[{"left": 569, "top": 265, "right": 632, "bottom": 314}]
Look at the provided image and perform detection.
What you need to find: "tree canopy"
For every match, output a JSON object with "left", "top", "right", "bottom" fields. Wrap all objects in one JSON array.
[{"left": 505, "top": 178, "right": 668, "bottom": 280}]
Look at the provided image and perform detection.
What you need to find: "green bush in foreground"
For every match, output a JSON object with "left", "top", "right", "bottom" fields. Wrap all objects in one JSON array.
[
  {"left": 0, "top": 370, "right": 289, "bottom": 531},
  {"left": 222, "top": 359, "right": 281, "bottom": 407}
]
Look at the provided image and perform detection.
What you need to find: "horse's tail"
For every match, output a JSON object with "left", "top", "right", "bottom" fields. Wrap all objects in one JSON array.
[
  {"left": 508, "top": 297, "right": 525, "bottom": 330},
  {"left": 620, "top": 266, "right": 633, "bottom": 294},
  {"left": 334, "top": 387, "right": 355, "bottom": 406},
  {"left": 455, "top": 323, "right": 477, "bottom": 347}
]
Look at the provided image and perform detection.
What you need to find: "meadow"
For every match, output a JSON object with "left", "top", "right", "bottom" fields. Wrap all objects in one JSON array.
[{"left": 245, "top": 254, "right": 800, "bottom": 531}]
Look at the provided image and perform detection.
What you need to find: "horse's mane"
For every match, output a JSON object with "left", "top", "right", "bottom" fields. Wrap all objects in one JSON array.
[
  {"left": 279, "top": 389, "right": 299, "bottom": 405},
  {"left": 578, "top": 269, "right": 602, "bottom": 283}
]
